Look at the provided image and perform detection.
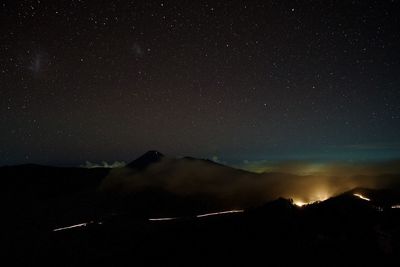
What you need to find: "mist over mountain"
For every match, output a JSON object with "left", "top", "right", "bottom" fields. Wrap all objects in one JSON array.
[{"left": 100, "top": 152, "right": 400, "bottom": 208}]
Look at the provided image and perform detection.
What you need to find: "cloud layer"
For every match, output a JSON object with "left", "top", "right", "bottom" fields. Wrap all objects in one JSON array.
[
  {"left": 82, "top": 161, "right": 126, "bottom": 169},
  {"left": 100, "top": 157, "right": 400, "bottom": 209}
]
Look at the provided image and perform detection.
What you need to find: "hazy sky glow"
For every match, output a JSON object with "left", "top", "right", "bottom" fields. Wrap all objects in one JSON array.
[{"left": 1, "top": 1, "right": 400, "bottom": 165}]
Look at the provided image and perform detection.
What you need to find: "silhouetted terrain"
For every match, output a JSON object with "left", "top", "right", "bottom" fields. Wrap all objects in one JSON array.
[{"left": 2, "top": 152, "right": 400, "bottom": 266}]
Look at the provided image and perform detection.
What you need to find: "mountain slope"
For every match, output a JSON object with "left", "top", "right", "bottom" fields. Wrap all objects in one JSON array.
[{"left": 126, "top": 150, "right": 164, "bottom": 170}]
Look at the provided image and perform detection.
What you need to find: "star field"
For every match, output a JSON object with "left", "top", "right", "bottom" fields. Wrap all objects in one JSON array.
[{"left": 1, "top": 0, "right": 400, "bottom": 165}]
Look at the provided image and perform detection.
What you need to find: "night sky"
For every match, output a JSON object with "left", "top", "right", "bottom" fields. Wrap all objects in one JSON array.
[{"left": 1, "top": 0, "right": 400, "bottom": 166}]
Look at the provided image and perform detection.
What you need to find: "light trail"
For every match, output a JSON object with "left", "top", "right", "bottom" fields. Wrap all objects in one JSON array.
[
  {"left": 196, "top": 210, "right": 244, "bottom": 218},
  {"left": 353, "top": 193, "right": 371, "bottom": 201},
  {"left": 148, "top": 217, "right": 178, "bottom": 221},
  {"left": 52, "top": 210, "right": 246, "bottom": 231},
  {"left": 391, "top": 205, "right": 400, "bottom": 209},
  {"left": 53, "top": 222, "right": 89, "bottom": 232}
]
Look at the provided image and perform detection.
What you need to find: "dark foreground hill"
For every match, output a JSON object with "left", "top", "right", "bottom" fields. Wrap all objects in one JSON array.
[
  {"left": 6, "top": 191, "right": 400, "bottom": 266},
  {"left": 2, "top": 152, "right": 400, "bottom": 266}
]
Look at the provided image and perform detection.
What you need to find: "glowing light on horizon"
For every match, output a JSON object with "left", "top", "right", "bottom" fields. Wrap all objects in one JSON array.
[
  {"left": 293, "top": 190, "right": 330, "bottom": 207},
  {"left": 391, "top": 205, "right": 400, "bottom": 209},
  {"left": 196, "top": 210, "right": 244, "bottom": 218},
  {"left": 353, "top": 193, "right": 371, "bottom": 201},
  {"left": 293, "top": 200, "right": 308, "bottom": 207}
]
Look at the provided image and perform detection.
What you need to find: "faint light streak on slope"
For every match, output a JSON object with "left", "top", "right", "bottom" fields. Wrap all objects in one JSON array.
[
  {"left": 53, "top": 222, "right": 89, "bottom": 232},
  {"left": 148, "top": 217, "right": 178, "bottom": 221},
  {"left": 353, "top": 193, "right": 371, "bottom": 201},
  {"left": 196, "top": 210, "right": 244, "bottom": 218}
]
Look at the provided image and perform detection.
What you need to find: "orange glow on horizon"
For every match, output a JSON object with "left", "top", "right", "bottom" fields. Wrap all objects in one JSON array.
[
  {"left": 293, "top": 189, "right": 330, "bottom": 207},
  {"left": 293, "top": 200, "right": 308, "bottom": 207}
]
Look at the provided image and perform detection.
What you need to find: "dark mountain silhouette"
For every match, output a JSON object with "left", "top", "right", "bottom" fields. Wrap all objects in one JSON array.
[
  {"left": 126, "top": 150, "right": 164, "bottom": 170},
  {"left": 182, "top": 156, "right": 226, "bottom": 166},
  {"left": 12, "top": 189, "right": 398, "bottom": 266}
]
